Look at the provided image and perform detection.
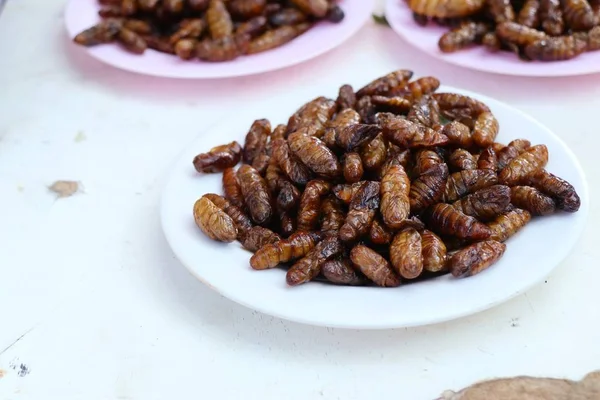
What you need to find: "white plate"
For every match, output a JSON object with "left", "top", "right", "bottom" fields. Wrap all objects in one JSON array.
[{"left": 160, "top": 85, "right": 589, "bottom": 329}]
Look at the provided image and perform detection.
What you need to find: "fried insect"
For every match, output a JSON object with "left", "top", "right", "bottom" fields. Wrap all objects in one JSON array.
[
  {"left": 482, "top": 32, "right": 502, "bottom": 52},
  {"left": 539, "top": 0, "right": 565, "bottom": 35},
  {"left": 510, "top": 186, "right": 556, "bottom": 215},
  {"left": 356, "top": 69, "right": 414, "bottom": 97},
  {"left": 442, "top": 121, "right": 474, "bottom": 148},
  {"left": 327, "top": 109, "right": 362, "bottom": 138},
  {"left": 407, "top": 0, "right": 486, "bottom": 18},
  {"left": 287, "top": 97, "right": 337, "bottom": 137},
  {"left": 289, "top": 0, "right": 328, "bottom": 17},
  {"left": 403, "top": 76, "right": 441, "bottom": 100},
  {"left": 391, "top": 228, "right": 424, "bottom": 279},
  {"left": 279, "top": 211, "right": 297, "bottom": 237},
  {"left": 332, "top": 182, "right": 363, "bottom": 204},
  {"left": 407, "top": 96, "right": 442, "bottom": 129},
  {"left": 250, "top": 231, "right": 322, "bottom": 270},
  {"left": 322, "top": 259, "right": 366, "bottom": 285},
  {"left": 236, "top": 16, "right": 268, "bottom": 37},
  {"left": 477, "top": 147, "right": 498, "bottom": 171},
  {"left": 138, "top": 0, "right": 160, "bottom": 11},
  {"left": 371, "top": 96, "right": 412, "bottom": 114},
  {"left": 410, "top": 163, "right": 450, "bottom": 214},
  {"left": 123, "top": 19, "right": 153, "bottom": 35},
  {"left": 379, "top": 148, "right": 413, "bottom": 179},
  {"left": 286, "top": 236, "right": 342, "bottom": 286},
  {"left": 203, "top": 193, "right": 253, "bottom": 234},
  {"left": 499, "top": 144, "right": 548, "bottom": 186},
  {"left": 525, "top": 35, "right": 588, "bottom": 61},
  {"left": 449, "top": 240, "right": 506, "bottom": 277},
  {"left": 433, "top": 93, "right": 491, "bottom": 118},
  {"left": 563, "top": 0, "right": 595, "bottom": 30},
  {"left": 320, "top": 196, "right": 345, "bottom": 233},
  {"left": 99, "top": 5, "right": 123, "bottom": 18},
  {"left": 350, "top": 245, "right": 401, "bottom": 287},
  {"left": 174, "top": 39, "right": 197, "bottom": 59},
  {"left": 488, "top": 0, "right": 516, "bottom": 23},
  {"left": 118, "top": 28, "right": 147, "bottom": 54},
  {"left": 334, "top": 124, "right": 381, "bottom": 151},
  {"left": 188, "top": 0, "right": 209, "bottom": 12},
  {"left": 265, "top": 161, "right": 287, "bottom": 194},
  {"left": 326, "top": 4, "right": 345, "bottom": 22},
  {"left": 452, "top": 185, "right": 511, "bottom": 220},
  {"left": 529, "top": 169, "right": 581, "bottom": 212},
  {"left": 336, "top": 85, "right": 357, "bottom": 110},
  {"left": 164, "top": 0, "right": 185, "bottom": 14},
  {"left": 269, "top": 8, "right": 308, "bottom": 26},
  {"left": 222, "top": 168, "right": 245, "bottom": 209},
  {"left": 415, "top": 149, "right": 444, "bottom": 175},
  {"left": 425, "top": 203, "right": 492, "bottom": 240},
  {"left": 379, "top": 113, "right": 450, "bottom": 148},
  {"left": 74, "top": 19, "right": 123, "bottom": 46},
  {"left": 497, "top": 139, "right": 531, "bottom": 170},
  {"left": 439, "top": 22, "right": 489, "bottom": 52},
  {"left": 421, "top": 229, "right": 447, "bottom": 272},
  {"left": 518, "top": 0, "right": 541, "bottom": 27},
  {"left": 288, "top": 130, "right": 341, "bottom": 178},
  {"left": 239, "top": 226, "right": 281, "bottom": 252},
  {"left": 445, "top": 169, "right": 499, "bottom": 201},
  {"left": 238, "top": 164, "right": 273, "bottom": 225},
  {"left": 343, "top": 153, "right": 365, "bottom": 183},
  {"left": 381, "top": 165, "right": 411, "bottom": 229},
  {"left": 360, "top": 133, "right": 388, "bottom": 171},
  {"left": 496, "top": 22, "right": 546, "bottom": 46},
  {"left": 193, "top": 196, "right": 238, "bottom": 242},
  {"left": 339, "top": 181, "right": 381, "bottom": 242},
  {"left": 272, "top": 139, "right": 312, "bottom": 186},
  {"left": 122, "top": 0, "right": 138, "bottom": 15},
  {"left": 276, "top": 181, "right": 301, "bottom": 211},
  {"left": 206, "top": 0, "right": 234, "bottom": 39},
  {"left": 169, "top": 19, "right": 205, "bottom": 44},
  {"left": 243, "top": 119, "right": 271, "bottom": 165},
  {"left": 196, "top": 35, "right": 249, "bottom": 61},
  {"left": 193, "top": 141, "right": 243, "bottom": 173},
  {"left": 297, "top": 180, "right": 331, "bottom": 231},
  {"left": 247, "top": 23, "right": 310, "bottom": 54},
  {"left": 144, "top": 35, "right": 175, "bottom": 54},
  {"left": 488, "top": 208, "right": 532, "bottom": 242},
  {"left": 356, "top": 96, "right": 377, "bottom": 124},
  {"left": 370, "top": 217, "right": 393, "bottom": 244},
  {"left": 472, "top": 112, "right": 499, "bottom": 148},
  {"left": 228, "top": 0, "right": 266, "bottom": 18},
  {"left": 449, "top": 148, "right": 478, "bottom": 171}
]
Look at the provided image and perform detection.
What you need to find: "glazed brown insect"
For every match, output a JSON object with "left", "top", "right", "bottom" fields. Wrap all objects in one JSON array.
[
  {"left": 238, "top": 164, "right": 273, "bottom": 225},
  {"left": 488, "top": 208, "right": 532, "bottom": 242},
  {"left": 228, "top": 0, "right": 267, "bottom": 19},
  {"left": 407, "top": 0, "right": 486, "bottom": 18},
  {"left": 339, "top": 181, "right": 381, "bottom": 242},
  {"left": 380, "top": 165, "right": 411, "bottom": 229},
  {"left": 562, "top": 0, "right": 595, "bottom": 31},
  {"left": 74, "top": 19, "right": 123, "bottom": 46},
  {"left": 379, "top": 113, "right": 450, "bottom": 148},
  {"left": 488, "top": 0, "right": 516, "bottom": 23},
  {"left": 277, "top": 181, "right": 301, "bottom": 211},
  {"left": 477, "top": 147, "right": 498, "bottom": 171},
  {"left": 449, "top": 240, "right": 506, "bottom": 277},
  {"left": 250, "top": 231, "right": 322, "bottom": 270},
  {"left": 439, "top": 21, "right": 489, "bottom": 52},
  {"left": 118, "top": 28, "right": 147, "bottom": 54},
  {"left": 415, "top": 149, "right": 444, "bottom": 175},
  {"left": 193, "top": 141, "right": 242, "bottom": 173},
  {"left": 193, "top": 196, "right": 238, "bottom": 242},
  {"left": 322, "top": 259, "right": 366, "bottom": 285},
  {"left": 203, "top": 193, "right": 253, "bottom": 234},
  {"left": 272, "top": 139, "right": 312, "bottom": 185},
  {"left": 449, "top": 148, "right": 478, "bottom": 171},
  {"left": 497, "top": 139, "right": 531, "bottom": 170},
  {"left": 332, "top": 182, "right": 363, "bottom": 204},
  {"left": 239, "top": 226, "right": 281, "bottom": 252},
  {"left": 390, "top": 228, "right": 424, "bottom": 279},
  {"left": 336, "top": 85, "right": 357, "bottom": 110},
  {"left": 350, "top": 245, "right": 401, "bottom": 287},
  {"left": 539, "top": 0, "right": 565, "bottom": 35},
  {"left": 426, "top": 203, "right": 492, "bottom": 240},
  {"left": 320, "top": 196, "right": 345, "bottom": 233},
  {"left": 343, "top": 153, "right": 364, "bottom": 183},
  {"left": 370, "top": 218, "right": 393, "bottom": 245},
  {"left": 496, "top": 22, "right": 547, "bottom": 45},
  {"left": 473, "top": 112, "right": 499, "bottom": 148},
  {"left": 407, "top": 96, "right": 442, "bottom": 129},
  {"left": 529, "top": 169, "right": 581, "bottom": 212},
  {"left": 296, "top": 180, "right": 331, "bottom": 231},
  {"left": 499, "top": 144, "right": 548, "bottom": 185},
  {"left": 452, "top": 185, "right": 512, "bottom": 220},
  {"left": 356, "top": 69, "right": 414, "bottom": 97},
  {"left": 288, "top": 97, "right": 336, "bottom": 137},
  {"left": 510, "top": 186, "right": 556, "bottom": 215},
  {"left": 445, "top": 169, "right": 499, "bottom": 201},
  {"left": 443, "top": 121, "right": 473, "bottom": 148},
  {"left": 525, "top": 35, "right": 588, "bottom": 61},
  {"left": 517, "top": 0, "right": 541, "bottom": 27},
  {"left": 196, "top": 35, "right": 249, "bottom": 61},
  {"left": 247, "top": 23, "right": 311, "bottom": 54},
  {"left": 410, "top": 163, "right": 450, "bottom": 213},
  {"left": 286, "top": 236, "right": 342, "bottom": 286},
  {"left": 334, "top": 124, "right": 381, "bottom": 152},
  {"left": 288, "top": 130, "right": 341, "bottom": 178},
  {"left": 421, "top": 229, "right": 447, "bottom": 272},
  {"left": 360, "top": 133, "right": 388, "bottom": 171}
]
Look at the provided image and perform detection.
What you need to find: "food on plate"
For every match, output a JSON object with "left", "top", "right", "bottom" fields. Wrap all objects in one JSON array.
[
  {"left": 189, "top": 69, "right": 582, "bottom": 287},
  {"left": 73, "top": 0, "right": 345, "bottom": 61}
]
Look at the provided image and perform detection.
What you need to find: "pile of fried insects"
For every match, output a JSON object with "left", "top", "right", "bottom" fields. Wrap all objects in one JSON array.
[
  {"left": 73, "top": 0, "right": 344, "bottom": 61},
  {"left": 191, "top": 69, "right": 581, "bottom": 288},
  {"left": 406, "top": 0, "right": 600, "bottom": 61}
]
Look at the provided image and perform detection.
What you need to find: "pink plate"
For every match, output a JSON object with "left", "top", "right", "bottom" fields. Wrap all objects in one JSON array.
[
  {"left": 385, "top": 0, "right": 600, "bottom": 77},
  {"left": 65, "top": 0, "right": 374, "bottom": 79}
]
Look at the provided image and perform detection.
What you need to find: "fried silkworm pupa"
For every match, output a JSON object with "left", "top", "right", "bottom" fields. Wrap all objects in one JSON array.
[
  {"left": 121, "top": 0, "right": 138, "bottom": 15},
  {"left": 350, "top": 245, "right": 401, "bottom": 287},
  {"left": 360, "top": 133, "right": 387, "bottom": 171},
  {"left": 391, "top": 228, "right": 423, "bottom": 279},
  {"left": 286, "top": 236, "right": 342, "bottom": 286},
  {"left": 222, "top": 168, "right": 245, "bottom": 209},
  {"left": 449, "top": 240, "right": 506, "bottom": 277},
  {"left": 276, "top": 181, "right": 301, "bottom": 211},
  {"left": 170, "top": 19, "right": 205, "bottom": 44},
  {"left": 326, "top": 109, "right": 362, "bottom": 147},
  {"left": 499, "top": 144, "right": 548, "bottom": 186},
  {"left": 74, "top": 19, "right": 123, "bottom": 46},
  {"left": 203, "top": 193, "right": 253, "bottom": 234},
  {"left": 174, "top": 39, "right": 198, "bottom": 60},
  {"left": 445, "top": 169, "right": 499, "bottom": 201},
  {"left": 236, "top": 16, "right": 268, "bottom": 37},
  {"left": 269, "top": 8, "right": 308, "bottom": 27},
  {"left": 495, "top": 22, "right": 547, "bottom": 46},
  {"left": 488, "top": 0, "right": 516, "bottom": 23},
  {"left": 138, "top": 0, "right": 160, "bottom": 11},
  {"left": 287, "top": 96, "right": 337, "bottom": 137},
  {"left": 265, "top": 161, "right": 286, "bottom": 194},
  {"left": 497, "top": 138, "right": 531, "bottom": 170},
  {"left": 343, "top": 153, "right": 364, "bottom": 183},
  {"left": 196, "top": 35, "right": 249, "bottom": 62},
  {"left": 297, "top": 179, "right": 331, "bottom": 232},
  {"left": 529, "top": 169, "right": 580, "bottom": 212},
  {"left": 402, "top": 76, "right": 441, "bottom": 100},
  {"left": 356, "top": 69, "right": 414, "bottom": 98},
  {"left": 452, "top": 184, "right": 511, "bottom": 220},
  {"left": 118, "top": 28, "right": 147, "bottom": 54},
  {"left": 272, "top": 139, "right": 312, "bottom": 185},
  {"left": 539, "top": 0, "right": 565, "bottom": 35},
  {"left": 289, "top": 0, "right": 328, "bottom": 17},
  {"left": 438, "top": 22, "right": 489, "bottom": 53},
  {"left": 415, "top": 149, "right": 444, "bottom": 175},
  {"left": 228, "top": 0, "right": 267, "bottom": 19},
  {"left": 206, "top": 0, "right": 234, "bottom": 39},
  {"left": 482, "top": 32, "right": 502, "bottom": 52},
  {"left": 322, "top": 258, "right": 366, "bottom": 285},
  {"left": 510, "top": 186, "right": 556, "bottom": 215},
  {"left": 413, "top": 12, "right": 429, "bottom": 25},
  {"left": 488, "top": 208, "right": 532, "bottom": 242},
  {"left": 421, "top": 229, "right": 447, "bottom": 273},
  {"left": 524, "top": 36, "right": 588, "bottom": 61},
  {"left": 517, "top": 0, "right": 541, "bottom": 27},
  {"left": 243, "top": 119, "right": 271, "bottom": 164},
  {"left": 379, "top": 113, "right": 450, "bottom": 148},
  {"left": 335, "top": 124, "right": 381, "bottom": 151},
  {"left": 320, "top": 196, "right": 345, "bottom": 233},
  {"left": 239, "top": 226, "right": 281, "bottom": 252},
  {"left": 164, "top": 0, "right": 185, "bottom": 14},
  {"left": 562, "top": 0, "right": 595, "bottom": 31},
  {"left": 332, "top": 182, "right": 363, "bottom": 204},
  {"left": 247, "top": 23, "right": 311, "bottom": 55},
  {"left": 340, "top": 181, "right": 381, "bottom": 242},
  {"left": 356, "top": 96, "right": 377, "bottom": 124},
  {"left": 449, "top": 148, "right": 478, "bottom": 171},
  {"left": 381, "top": 165, "right": 411, "bottom": 229},
  {"left": 370, "top": 217, "right": 393, "bottom": 245},
  {"left": 144, "top": 35, "right": 175, "bottom": 54},
  {"left": 193, "top": 196, "right": 238, "bottom": 242},
  {"left": 123, "top": 20, "right": 152, "bottom": 35},
  {"left": 407, "top": 96, "right": 442, "bottom": 129},
  {"left": 425, "top": 203, "right": 492, "bottom": 240},
  {"left": 288, "top": 130, "right": 341, "bottom": 179},
  {"left": 371, "top": 96, "right": 412, "bottom": 114},
  {"left": 188, "top": 0, "right": 209, "bottom": 12},
  {"left": 98, "top": 5, "right": 123, "bottom": 18},
  {"left": 408, "top": 0, "right": 486, "bottom": 18},
  {"left": 250, "top": 231, "right": 322, "bottom": 270},
  {"left": 379, "top": 148, "right": 413, "bottom": 179},
  {"left": 442, "top": 120, "right": 474, "bottom": 148},
  {"left": 472, "top": 112, "right": 499, "bottom": 148},
  {"left": 433, "top": 93, "right": 490, "bottom": 118},
  {"left": 326, "top": 4, "right": 345, "bottom": 22},
  {"left": 193, "top": 141, "right": 243, "bottom": 173},
  {"left": 585, "top": 26, "right": 600, "bottom": 51},
  {"left": 477, "top": 147, "right": 498, "bottom": 171},
  {"left": 410, "top": 163, "right": 449, "bottom": 214},
  {"left": 279, "top": 211, "right": 296, "bottom": 237},
  {"left": 238, "top": 164, "right": 273, "bottom": 225},
  {"left": 336, "top": 84, "right": 357, "bottom": 110}
]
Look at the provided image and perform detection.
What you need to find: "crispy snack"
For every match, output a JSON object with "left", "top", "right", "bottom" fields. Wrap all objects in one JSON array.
[
  {"left": 193, "top": 141, "right": 242, "bottom": 173},
  {"left": 144, "top": 35, "right": 175, "bottom": 54},
  {"left": 74, "top": 19, "right": 123, "bottom": 46},
  {"left": 238, "top": 164, "right": 273, "bottom": 225},
  {"left": 497, "top": 139, "right": 531, "bottom": 170},
  {"left": 529, "top": 169, "right": 581, "bottom": 212},
  {"left": 336, "top": 85, "right": 357, "bottom": 110},
  {"left": 482, "top": 32, "right": 502, "bottom": 52},
  {"left": 164, "top": 0, "right": 185, "bottom": 14},
  {"left": 320, "top": 196, "right": 346, "bottom": 233},
  {"left": 269, "top": 8, "right": 308, "bottom": 26},
  {"left": 118, "top": 28, "right": 147, "bottom": 54},
  {"left": 189, "top": 0, "right": 210, "bottom": 12},
  {"left": 525, "top": 35, "right": 588, "bottom": 61},
  {"left": 415, "top": 149, "right": 444, "bottom": 175},
  {"left": 477, "top": 147, "right": 498, "bottom": 171},
  {"left": 380, "top": 148, "right": 413, "bottom": 179},
  {"left": 421, "top": 229, "right": 447, "bottom": 272},
  {"left": 407, "top": 0, "right": 486, "bottom": 18},
  {"left": 539, "top": 0, "right": 565, "bottom": 35},
  {"left": 122, "top": 0, "right": 138, "bottom": 15},
  {"left": 170, "top": 19, "right": 205, "bottom": 44},
  {"left": 433, "top": 93, "right": 490, "bottom": 118},
  {"left": 379, "top": 113, "right": 450, "bottom": 148},
  {"left": 343, "top": 153, "right": 365, "bottom": 183},
  {"left": 407, "top": 96, "right": 442, "bottom": 129},
  {"left": 381, "top": 165, "right": 412, "bottom": 229},
  {"left": 449, "top": 240, "right": 506, "bottom": 277},
  {"left": 517, "top": 0, "right": 541, "bottom": 27},
  {"left": 372, "top": 95, "right": 413, "bottom": 114},
  {"left": 250, "top": 231, "right": 322, "bottom": 270},
  {"left": 340, "top": 181, "right": 381, "bottom": 242},
  {"left": 439, "top": 22, "right": 489, "bottom": 52},
  {"left": 449, "top": 148, "right": 478, "bottom": 171},
  {"left": 276, "top": 181, "right": 301, "bottom": 211},
  {"left": 496, "top": 21, "right": 547, "bottom": 45},
  {"left": 509, "top": 185, "right": 555, "bottom": 215},
  {"left": 402, "top": 77, "right": 441, "bottom": 100},
  {"left": 332, "top": 182, "right": 363, "bottom": 204},
  {"left": 452, "top": 185, "right": 512, "bottom": 220},
  {"left": 247, "top": 23, "right": 310, "bottom": 54},
  {"left": 288, "top": 97, "right": 337, "bottom": 137},
  {"left": 286, "top": 236, "right": 342, "bottom": 285},
  {"left": 244, "top": 119, "right": 271, "bottom": 164},
  {"left": 278, "top": 211, "right": 296, "bottom": 237},
  {"left": 410, "top": 163, "right": 450, "bottom": 214},
  {"left": 360, "top": 133, "right": 388, "bottom": 171},
  {"left": 390, "top": 228, "right": 424, "bottom": 279},
  {"left": 239, "top": 226, "right": 281, "bottom": 252},
  {"left": 236, "top": 16, "right": 269, "bottom": 36},
  {"left": 443, "top": 120, "right": 474, "bottom": 148},
  {"left": 175, "top": 39, "right": 198, "bottom": 60},
  {"left": 272, "top": 139, "right": 312, "bottom": 185},
  {"left": 334, "top": 124, "right": 381, "bottom": 151},
  {"left": 203, "top": 193, "right": 253, "bottom": 234},
  {"left": 488, "top": 208, "right": 532, "bottom": 242},
  {"left": 562, "top": 0, "right": 595, "bottom": 31},
  {"left": 289, "top": 0, "right": 328, "bottom": 17},
  {"left": 265, "top": 161, "right": 287, "bottom": 194},
  {"left": 445, "top": 169, "right": 498, "bottom": 201},
  {"left": 370, "top": 217, "right": 393, "bottom": 244},
  {"left": 356, "top": 96, "right": 377, "bottom": 124},
  {"left": 193, "top": 196, "right": 238, "bottom": 242},
  {"left": 139, "top": 0, "right": 161, "bottom": 11},
  {"left": 288, "top": 130, "right": 341, "bottom": 178},
  {"left": 322, "top": 259, "right": 366, "bottom": 285},
  {"left": 472, "top": 112, "right": 499, "bottom": 148},
  {"left": 228, "top": 0, "right": 267, "bottom": 19},
  {"left": 124, "top": 20, "right": 152, "bottom": 35},
  {"left": 325, "top": 109, "right": 362, "bottom": 148},
  {"left": 297, "top": 180, "right": 331, "bottom": 231},
  {"left": 425, "top": 203, "right": 492, "bottom": 240},
  {"left": 499, "top": 144, "right": 548, "bottom": 185},
  {"left": 350, "top": 245, "right": 401, "bottom": 287},
  {"left": 356, "top": 69, "right": 414, "bottom": 97},
  {"left": 196, "top": 34, "right": 249, "bottom": 61},
  {"left": 488, "top": 0, "right": 516, "bottom": 23},
  {"left": 206, "top": 0, "right": 234, "bottom": 39}
]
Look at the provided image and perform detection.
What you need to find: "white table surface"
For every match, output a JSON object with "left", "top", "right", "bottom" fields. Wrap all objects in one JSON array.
[{"left": 1, "top": 0, "right": 599, "bottom": 399}]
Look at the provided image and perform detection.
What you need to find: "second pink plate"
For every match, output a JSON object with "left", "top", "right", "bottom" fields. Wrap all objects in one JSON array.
[
  {"left": 385, "top": 0, "right": 600, "bottom": 77},
  {"left": 65, "top": 0, "right": 373, "bottom": 79}
]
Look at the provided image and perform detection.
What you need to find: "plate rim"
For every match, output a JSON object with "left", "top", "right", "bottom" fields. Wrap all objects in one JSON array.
[{"left": 160, "top": 85, "right": 589, "bottom": 329}]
